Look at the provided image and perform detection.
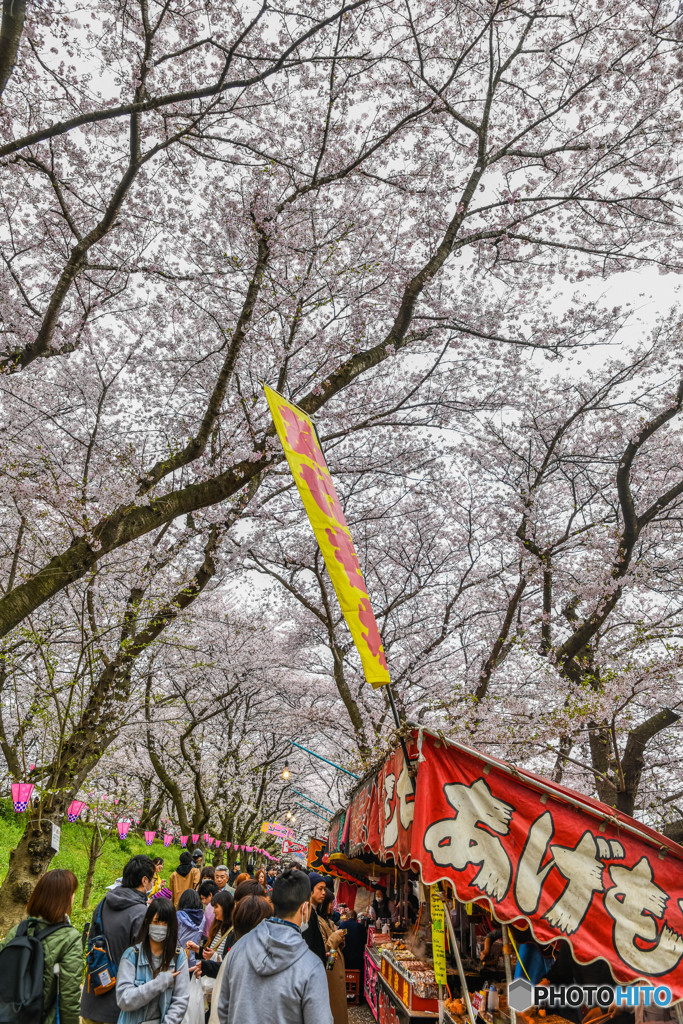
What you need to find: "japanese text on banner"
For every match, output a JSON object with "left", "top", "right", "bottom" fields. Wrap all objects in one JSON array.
[
  {"left": 264, "top": 385, "right": 390, "bottom": 688},
  {"left": 430, "top": 886, "right": 448, "bottom": 985}
]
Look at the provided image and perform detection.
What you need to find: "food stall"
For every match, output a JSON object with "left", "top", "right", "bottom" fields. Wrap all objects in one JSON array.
[{"left": 325, "top": 728, "right": 683, "bottom": 1024}]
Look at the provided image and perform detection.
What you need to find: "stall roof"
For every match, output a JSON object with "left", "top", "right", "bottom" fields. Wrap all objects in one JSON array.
[
  {"left": 416, "top": 727, "right": 683, "bottom": 860},
  {"left": 329, "top": 726, "right": 683, "bottom": 998}
]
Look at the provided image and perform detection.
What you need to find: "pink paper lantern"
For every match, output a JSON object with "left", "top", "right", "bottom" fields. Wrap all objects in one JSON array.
[
  {"left": 67, "top": 800, "right": 87, "bottom": 822},
  {"left": 117, "top": 821, "right": 130, "bottom": 840},
  {"left": 225, "top": 842, "right": 231, "bottom": 849},
  {"left": 192, "top": 834, "right": 199, "bottom": 844},
  {"left": 144, "top": 831, "right": 156, "bottom": 846},
  {"left": 163, "top": 833, "right": 173, "bottom": 847},
  {"left": 11, "top": 782, "right": 34, "bottom": 813},
  {"left": 206, "top": 838, "right": 213, "bottom": 848},
  {"left": 203, "top": 833, "right": 209, "bottom": 843},
  {"left": 180, "top": 835, "right": 188, "bottom": 847}
]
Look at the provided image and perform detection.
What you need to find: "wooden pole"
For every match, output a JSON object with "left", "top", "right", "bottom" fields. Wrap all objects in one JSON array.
[
  {"left": 502, "top": 924, "right": 517, "bottom": 1024},
  {"left": 440, "top": 890, "right": 477, "bottom": 1024}
]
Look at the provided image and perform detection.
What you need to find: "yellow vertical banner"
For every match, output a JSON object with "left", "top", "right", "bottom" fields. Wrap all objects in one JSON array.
[
  {"left": 430, "top": 886, "right": 448, "bottom": 985},
  {"left": 264, "top": 385, "right": 390, "bottom": 688}
]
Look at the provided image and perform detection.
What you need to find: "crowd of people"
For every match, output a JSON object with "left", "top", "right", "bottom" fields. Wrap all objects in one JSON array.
[{"left": 0, "top": 850, "right": 376, "bottom": 1024}]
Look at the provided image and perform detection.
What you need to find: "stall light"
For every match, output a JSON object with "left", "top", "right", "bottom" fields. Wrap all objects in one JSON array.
[{"left": 282, "top": 762, "right": 290, "bottom": 780}]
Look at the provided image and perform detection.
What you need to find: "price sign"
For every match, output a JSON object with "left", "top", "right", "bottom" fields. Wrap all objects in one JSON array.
[{"left": 430, "top": 887, "right": 448, "bottom": 985}]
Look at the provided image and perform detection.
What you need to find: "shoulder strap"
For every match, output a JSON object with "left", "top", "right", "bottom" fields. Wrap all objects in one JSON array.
[
  {"left": 93, "top": 898, "right": 105, "bottom": 932},
  {"left": 14, "top": 920, "right": 30, "bottom": 938},
  {"left": 36, "top": 922, "right": 68, "bottom": 941}
]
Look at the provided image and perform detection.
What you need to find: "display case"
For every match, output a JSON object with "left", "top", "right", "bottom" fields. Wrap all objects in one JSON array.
[
  {"left": 380, "top": 946, "right": 439, "bottom": 1014},
  {"left": 365, "top": 947, "right": 381, "bottom": 1021}
]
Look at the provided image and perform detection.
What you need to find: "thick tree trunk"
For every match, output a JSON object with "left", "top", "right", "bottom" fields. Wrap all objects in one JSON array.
[
  {"left": 0, "top": 0, "right": 25, "bottom": 99},
  {"left": 0, "top": 813, "right": 60, "bottom": 933}
]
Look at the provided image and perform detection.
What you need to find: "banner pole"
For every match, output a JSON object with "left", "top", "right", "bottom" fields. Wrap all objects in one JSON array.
[
  {"left": 386, "top": 685, "right": 416, "bottom": 794},
  {"left": 440, "top": 889, "right": 477, "bottom": 1024},
  {"left": 501, "top": 924, "right": 517, "bottom": 1024}
]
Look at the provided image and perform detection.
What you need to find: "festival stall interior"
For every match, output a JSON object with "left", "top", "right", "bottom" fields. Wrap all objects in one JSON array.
[{"left": 312, "top": 728, "right": 683, "bottom": 1024}]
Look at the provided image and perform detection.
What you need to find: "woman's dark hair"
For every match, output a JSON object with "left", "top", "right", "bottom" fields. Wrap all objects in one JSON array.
[
  {"left": 319, "top": 891, "right": 335, "bottom": 920},
  {"left": 234, "top": 879, "right": 264, "bottom": 902},
  {"left": 136, "top": 897, "right": 178, "bottom": 973},
  {"left": 199, "top": 865, "right": 215, "bottom": 882},
  {"left": 153, "top": 857, "right": 164, "bottom": 868},
  {"left": 232, "top": 894, "right": 273, "bottom": 940},
  {"left": 198, "top": 879, "right": 219, "bottom": 899},
  {"left": 208, "top": 889, "right": 234, "bottom": 943},
  {"left": 372, "top": 889, "right": 389, "bottom": 919},
  {"left": 178, "top": 888, "right": 202, "bottom": 910},
  {"left": 27, "top": 869, "right": 78, "bottom": 923}
]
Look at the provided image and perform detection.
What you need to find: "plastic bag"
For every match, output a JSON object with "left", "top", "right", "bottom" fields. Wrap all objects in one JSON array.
[
  {"left": 208, "top": 958, "right": 228, "bottom": 1024},
  {"left": 182, "top": 976, "right": 205, "bottom": 1024}
]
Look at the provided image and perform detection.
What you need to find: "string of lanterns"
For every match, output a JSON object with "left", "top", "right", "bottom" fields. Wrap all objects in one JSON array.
[{"left": 11, "top": 785, "right": 278, "bottom": 860}]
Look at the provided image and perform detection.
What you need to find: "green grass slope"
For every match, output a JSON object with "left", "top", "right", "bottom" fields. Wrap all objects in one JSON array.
[{"left": 0, "top": 799, "right": 183, "bottom": 932}]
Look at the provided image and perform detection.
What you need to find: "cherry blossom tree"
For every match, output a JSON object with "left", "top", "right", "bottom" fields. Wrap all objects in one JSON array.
[
  {"left": 1, "top": 0, "right": 683, "bottom": 923},
  {"left": 2, "top": 0, "right": 683, "bottom": 643}
]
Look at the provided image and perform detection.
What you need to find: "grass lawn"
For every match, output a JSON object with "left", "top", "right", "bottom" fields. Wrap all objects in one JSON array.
[{"left": 0, "top": 799, "right": 183, "bottom": 933}]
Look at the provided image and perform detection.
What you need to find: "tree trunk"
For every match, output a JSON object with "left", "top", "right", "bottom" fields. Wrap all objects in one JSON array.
[
  {"left": 0, "top": 0, "right": 26, "bottom": 99},
  {"left": 0, "top": 813, "right": 60, "bottom": 933},
  {"left": 82, "top": 826, "right": 109, "bottom": 909}
]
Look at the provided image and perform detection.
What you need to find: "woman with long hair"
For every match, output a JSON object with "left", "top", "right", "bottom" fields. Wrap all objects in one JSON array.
[
  {"left": 252, "top": 867, "right": 270, "bottom": 892},
  {"left": 0, "top": 869, "right": 81, "bottom": 1024},
  {"left": 232, "top": 894, "right": 273, "bottom": 941},
  {"left": 188, "top": 889, "right": 234, "bottom": 981},
  {"left": 318, "top": 891, "right": 348, "bottom": 1024},
  {"left": 116, "top": 897, "right": 189, "bottom": 1024}
]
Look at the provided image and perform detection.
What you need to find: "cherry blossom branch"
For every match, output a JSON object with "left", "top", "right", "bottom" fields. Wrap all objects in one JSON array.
[{"left": 0, "top": 0, "right": 369, "bottom": 159}]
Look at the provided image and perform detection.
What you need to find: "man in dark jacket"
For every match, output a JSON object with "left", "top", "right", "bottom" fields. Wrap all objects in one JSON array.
[
  {"left": 302, "top": 872, "right": 333, "bottom": 965},
  {"left": 80, "top": 854, "right": 156, "bottom": 1024}
]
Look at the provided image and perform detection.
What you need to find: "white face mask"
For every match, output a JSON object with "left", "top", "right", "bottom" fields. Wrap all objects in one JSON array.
[
  {"left": 300, "top": 904, "right": 310, "bottom": 934},
  {"left": 149, "top": 924, "right": 168, "bottom": 943}
]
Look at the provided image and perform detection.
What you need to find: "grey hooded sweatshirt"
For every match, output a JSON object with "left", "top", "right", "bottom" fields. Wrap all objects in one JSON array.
[
  {"left": 80, "top": 886, "right": 148, "bottom": 1023},
  {"left": 216, "top": 918, "right": 333, "bottom": 1024}
]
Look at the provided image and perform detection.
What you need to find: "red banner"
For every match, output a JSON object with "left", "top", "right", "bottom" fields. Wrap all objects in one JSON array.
[
  {"left": 282, "top": 839, "right": 307, "bottom": 855},
  {"left": 345, "top": 744, "right": 415, "bottom": 868},
  {"left": 340, "top": 731, "right": 683, "bottom": 997}
]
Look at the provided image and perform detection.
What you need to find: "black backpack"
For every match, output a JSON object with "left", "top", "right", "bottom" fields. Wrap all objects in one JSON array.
[{"left": 0, "top": 918, "right": 67, "bottom": 1024}]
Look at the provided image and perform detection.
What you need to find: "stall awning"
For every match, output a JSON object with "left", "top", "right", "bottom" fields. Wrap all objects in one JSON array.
[{"left": 329, "top": 729, "right": 683, "bottom": 999}]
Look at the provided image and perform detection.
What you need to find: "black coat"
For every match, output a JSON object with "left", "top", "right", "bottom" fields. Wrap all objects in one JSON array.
[{"left": 303, "top": 906, "right": 326, "bottom": 965}]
